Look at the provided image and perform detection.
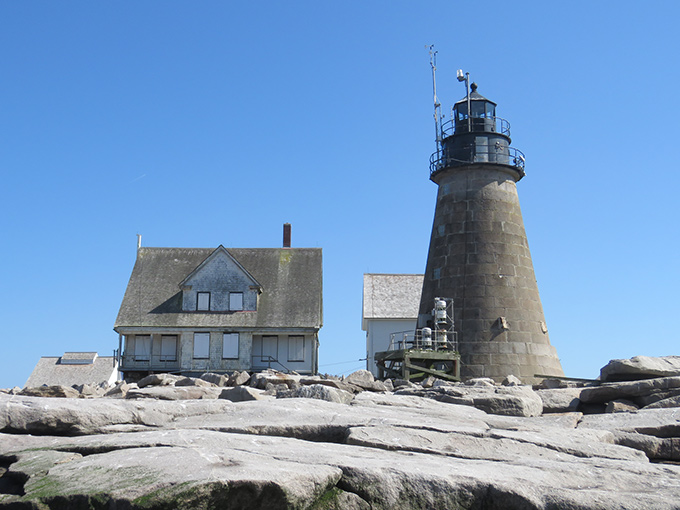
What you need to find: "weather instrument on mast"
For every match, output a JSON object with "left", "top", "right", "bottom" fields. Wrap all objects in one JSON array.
[{"left": 429, "top": 45, "right": 442, "bottom": 151}]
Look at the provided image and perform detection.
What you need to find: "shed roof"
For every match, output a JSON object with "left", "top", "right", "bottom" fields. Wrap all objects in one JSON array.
[
  {"left": 24, "top": 353, "right": 118, "bottom": 388},
  {"left": 114, "top": 247, "right": 323, "bottom": 330},
  {"left": 362, "top": 273, "right": 423, "bottom": 329}
]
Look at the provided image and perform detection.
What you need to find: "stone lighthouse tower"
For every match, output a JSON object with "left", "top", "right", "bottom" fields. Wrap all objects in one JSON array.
[{"left": 418, "top": 73, "right": 564, "bottom": 383}]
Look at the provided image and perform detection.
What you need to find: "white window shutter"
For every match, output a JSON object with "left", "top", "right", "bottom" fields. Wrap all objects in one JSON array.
[
  {"left": 222, "top": 333, "right": 239, "bottom": 359},
  {"left": 193, "top": 333, "right": 210, "bottom": 359}
]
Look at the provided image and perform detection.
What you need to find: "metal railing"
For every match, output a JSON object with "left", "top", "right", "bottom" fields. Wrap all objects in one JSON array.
[
  {"left": 388, "top": 329, "right": 458, "bottom": 353},
  {"left": 440, "top": 116, "right": 511, "bottom": 138},
  {"left": 430, "top": 145, "right": 526, "bottom": 175},
  {"left": 251, "top": 355, "right": 291, "bottom": 373}
]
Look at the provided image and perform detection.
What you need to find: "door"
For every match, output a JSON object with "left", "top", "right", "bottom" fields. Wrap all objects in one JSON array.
[{"left": 261, "top": 335, "right": 278, "bottom": 366}]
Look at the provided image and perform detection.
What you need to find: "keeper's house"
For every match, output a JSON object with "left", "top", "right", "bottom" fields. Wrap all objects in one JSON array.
[{"left": 114, "top": 238, "right": 322, "bottom": 381}]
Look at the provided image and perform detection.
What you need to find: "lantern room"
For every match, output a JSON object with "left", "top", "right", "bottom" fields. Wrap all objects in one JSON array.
[
  {"left": 429, "top": 81, "right": 525, "bottom": 180},
  {"left": 453, "top": 83, "right": 498, "bottom": 134}
]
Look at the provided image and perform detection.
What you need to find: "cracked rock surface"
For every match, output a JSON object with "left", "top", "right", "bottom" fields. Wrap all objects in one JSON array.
[{"left": 2, "top": 392, "right": 680, "bottom": 509}]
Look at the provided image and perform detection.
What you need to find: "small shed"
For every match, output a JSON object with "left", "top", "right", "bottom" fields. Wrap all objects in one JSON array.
[{"left": 362, "top": 274, "right": 423, "bottom": 377}]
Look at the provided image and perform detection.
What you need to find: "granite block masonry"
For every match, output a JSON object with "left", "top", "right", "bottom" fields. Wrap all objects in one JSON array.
[{"left": 418, "top": 82, "right": 563, "bottom": 383}]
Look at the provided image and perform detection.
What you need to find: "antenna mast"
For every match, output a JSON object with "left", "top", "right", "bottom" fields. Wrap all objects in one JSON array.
[{"left": 429, "top": 45, "right": 442, "bottom": 151}]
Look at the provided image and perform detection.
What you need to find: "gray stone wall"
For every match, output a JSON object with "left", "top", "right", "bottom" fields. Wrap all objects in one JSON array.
[{"left": 419, "top": 165, "right": 564, "bottom": 383}]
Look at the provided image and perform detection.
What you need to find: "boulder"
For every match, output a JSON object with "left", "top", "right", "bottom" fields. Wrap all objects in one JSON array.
[
  {"left": 263, "top": 383, "right": 290, "bottom": 395},
  {"left": 74, "top": 383, "right": 106, "bottom": 398},
  {"left": 431, "top": 379, "right": 459, "bottom": 390},
  {"left": 391, "top": 379, "right": 416, "bottom": 389},
  {"left": 344, "top": 370, "right": 387, "bottom": 392},
  {"left": 277, "top": 384, "right": 354, "bottom": 405},
  {"left": 249, "top": 370, "right": 300, "bottom": 390},
  {"left": 502, "top": 374, "right": 522, "bottom": 386},
  {"left": 219, "top": 386, "right": 268, "bottom": 402},
  {"left": 137, "top": 373, "right": 183, "bottom": 388},
  {"left": 605, "top": 399, "right": 639, "bottom": 413},
  {"left": 600, "top": 355, "right": 680, "bottom": 382},
  {"left": 126, "top": 386, "right": 223, "bottom": 400},
  {"left": 228, "top": 370, "right": 251, "bottom": 386},
  {"left": 200, "top": 372, "right": 230, "bottom": 386},
  {"left": 300, "top": 377, "right": 362, "bottom": 394},
  {"left": 420, "top": 376, "right": 437, "bottom": 388},
  {"left": 534, "top": 378, "right": 585, "bottom": 389},
  {"left": 643, "top": 395, "right": 680, "bottom": 409},
  {"left": 634, "top": 387, "right": 680, "bottom": 407},
  {"left": 19, "top": 385, "right": 80, "bottom": 398},
  {"left": 397, "top": 383, "right": 544, "bottom": 417},
  {"left": 536, "top": 388, "right": 582, "bottom": 413},
  {"left": 579, "top": 376, "right": 680, "bottom": 404},
  {"left": 468, "top": 385, "right": 543, "bottom": 417},
  {"left": 103, "top": 381, "right": 136, "bottom": 398},
  {"left": 465, "top": 378, "right": 497, "bottom": 388},
  {"left": 175, "top": 376, "right": 216, "bottom": 387},
  {"left": 382, "top": 378, "right": 394, "bottom": 392},
  {"left": 612, "top": 431, "right": 680, "bottom": 461},
  {"left": 345, "top": 369, "right": 375, "bottom": 385}
]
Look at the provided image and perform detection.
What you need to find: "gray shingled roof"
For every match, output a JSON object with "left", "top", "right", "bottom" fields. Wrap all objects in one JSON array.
[
  {"left": 25, "top": 354, "right": 118, "bottom": 388},
  {"left": 115, "top": 247, "right": 323, "bottom": 330},
  {"left": 362, "top": 274, "right": 423, "bottom": 328}
]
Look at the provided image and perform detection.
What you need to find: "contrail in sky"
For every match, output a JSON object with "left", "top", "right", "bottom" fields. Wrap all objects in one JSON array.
[{"left": 129, "top": 174, "right": 147, "bottom": 184}]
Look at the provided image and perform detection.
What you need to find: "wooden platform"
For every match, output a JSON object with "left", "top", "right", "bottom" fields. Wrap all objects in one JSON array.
[{"left": 374, "top": 348, "right": 461, "bottom": 382}]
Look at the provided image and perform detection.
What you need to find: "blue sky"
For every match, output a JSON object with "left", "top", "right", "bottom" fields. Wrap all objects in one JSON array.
[{"left": 1, "top": 1, "right": 678, "bottom": 388}]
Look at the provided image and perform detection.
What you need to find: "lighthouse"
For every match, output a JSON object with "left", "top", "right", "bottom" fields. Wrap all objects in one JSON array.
[{"left": 417, "top": 68, "right": 564, "bottom": 383}]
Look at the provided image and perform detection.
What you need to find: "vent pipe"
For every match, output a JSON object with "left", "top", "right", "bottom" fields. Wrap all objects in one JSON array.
[
  {"left": 283, "top": 223, "right": 291, "bottom": 248},
  {"left": 137, "top": 234, "right": 142, "bottom": 251}
]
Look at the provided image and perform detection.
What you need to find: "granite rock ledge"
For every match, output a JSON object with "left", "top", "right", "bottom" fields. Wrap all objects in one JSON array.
[{"left": 2, "top": 360, "right": 680, "bottom": 509}]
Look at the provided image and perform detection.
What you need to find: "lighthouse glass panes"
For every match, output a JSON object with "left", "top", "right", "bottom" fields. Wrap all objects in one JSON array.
[{"left": 454, "top": 102, "right": 495, "bottom": 121}]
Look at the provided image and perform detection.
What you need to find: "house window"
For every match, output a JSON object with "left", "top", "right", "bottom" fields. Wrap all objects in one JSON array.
[
  {"left": 288, "top": 335, "right": 305, "bottom": 362},
  {"left": 160, "top": 335, "right": 177, "bottom": 362},
  {"left": 197, "top": 292, "right": 210, "bottom": 311},
  {"left": 222, "top": 333, "right": 239, "bottom": 359},
  {"left": 193, "top": 332, "right": 210, "bottom": 359},
  {"left": 229, "top": 292, "right": 243, "bottom": 311},
  {"left": 134, "top": 335, "right": 151, "bottom": 361}
]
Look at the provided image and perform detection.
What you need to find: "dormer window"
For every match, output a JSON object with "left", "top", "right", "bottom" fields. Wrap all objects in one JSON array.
[
  {"left": 229, "top": 292, "right": 243, "bottom": 311},
  {"left": 197, "top": 292, "right": 210, "bottom": 311}
]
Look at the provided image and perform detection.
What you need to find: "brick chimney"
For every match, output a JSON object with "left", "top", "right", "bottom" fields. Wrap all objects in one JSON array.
[{"left": 283, "top": 223, "right": 291, "bottom": 248}]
